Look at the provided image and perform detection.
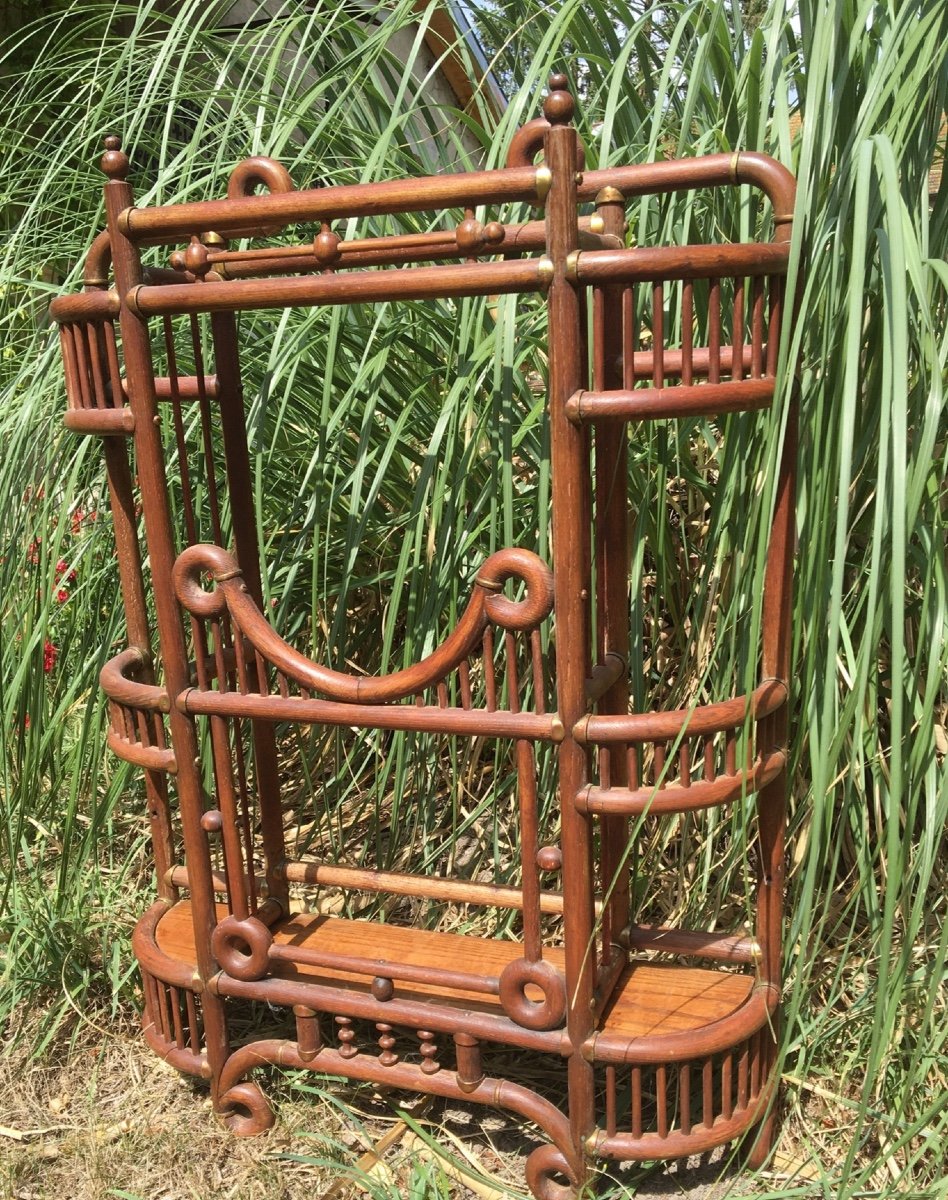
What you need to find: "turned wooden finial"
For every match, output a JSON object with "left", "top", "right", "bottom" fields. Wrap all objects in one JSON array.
[
  {"left": 101, "top": 135, "right": 129, "bottom": 181},
  {"left": 543, "top": 73, "right": 574, "bottom": 125}
]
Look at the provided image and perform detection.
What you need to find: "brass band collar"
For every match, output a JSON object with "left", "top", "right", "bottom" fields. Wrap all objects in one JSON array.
[
  {"left": 536, "top": 256, "right": 554, "bottom": 287},
  {"left": 565, "top": 250, "right": 581, "bottom": 281},
  {"left": 594, "top": 186, "right": 625, "bottom": 205},
  {"left": 534, "top": 166, "right": 552, "bottom": 204},
  {"left": 126, "top": 284, "right": 144, "bottom": 316},
  {"left": 116, "top": 206, "right": 136, "bottom": 237}
]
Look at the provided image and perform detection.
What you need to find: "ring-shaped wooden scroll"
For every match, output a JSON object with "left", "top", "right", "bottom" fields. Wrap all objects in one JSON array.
[
  {"left": 212, "top": 915, "right": 273, "bottom": 982},
  {"left": 172, "top": 543, "right": 237, "bottom": 618},
  {"left": 498, "top": 958, "right": 567, "bottom": 1031},
  {"left": 478, "top": 546, "right": 554, "bottom": 632},
  {"left": 227, "top": 156, "right": 294, "bottom": 201},
  {"left": 525, "top": 1144, "right": 579, "bottom": 1200},
  {"left": 225, "top": 155, "right": 295, "bottom": 239},
  {"left": 218, "top": 1081, "right": 276, "bottom": 1137}
]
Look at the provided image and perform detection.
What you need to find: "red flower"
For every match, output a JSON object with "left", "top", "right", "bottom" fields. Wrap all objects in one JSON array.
[
  {"left": 57, "top": 589, "right": 69, "bottom": 603},
  {"left": 27, "top": 537, "right": 41, "bottom": 565},
  {"left": 24, "top": 714, "right": 30, "bottom": 729},
  {"left": 43, "top": 640, "right": 57, "bottom": 672}
]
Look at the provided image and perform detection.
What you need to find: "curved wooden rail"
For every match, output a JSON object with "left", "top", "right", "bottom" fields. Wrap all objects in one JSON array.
[
  {"left": 585, "top": 983, "right": 778, "bottom": 1065},
  {"left": 574, "top": 679, "right": 787, "bottom": 744},
  {"left": 173, "top": 543, "right": 553, "bottom": 705},
  {"left": 100, "top": 647, "right": 170, "bottom": 711},
  {"left": 576, "top": 749, "right": 786, "bottom": 816}
]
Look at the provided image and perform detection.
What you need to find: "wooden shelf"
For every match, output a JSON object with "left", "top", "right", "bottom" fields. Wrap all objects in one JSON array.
[{"left": 153, "top": 901, "right": 754, "bottom": 1040}]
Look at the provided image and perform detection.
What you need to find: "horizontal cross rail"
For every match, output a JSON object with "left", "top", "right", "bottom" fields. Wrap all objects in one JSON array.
[
  {"left": 64, "top": 407, "right": 135, "bottom": 435},
  {"left": 106, "top": 729, "right": 176, "bottom": 773},
  {"left": 578, "top": 151, "right": 797, "bottom": 221},
  {"left": 570, "top": 242, "right": 789, "bottom": 284},
  {"left": 566, "top": 379, "right": 775, "bottom": 422},
  {"left": 267, "top": 941, "right": 502, "bottom": 996},
  {"left": 129, "top": 256, "right": 550, "bottom": 316},
  {"left": 118, "top": 165, "right": 546, "bottom": 243},
  {"left": 178, "top": 687, "right": 563, "bottom": 740},
  {"left": 625, "top": 926, "right": 761, "bottom": 963}
]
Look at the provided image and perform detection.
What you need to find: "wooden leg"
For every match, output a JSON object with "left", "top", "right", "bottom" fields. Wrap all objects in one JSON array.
[{"left": 744, "top": 1095, "right": 780, "bottom": 1170}]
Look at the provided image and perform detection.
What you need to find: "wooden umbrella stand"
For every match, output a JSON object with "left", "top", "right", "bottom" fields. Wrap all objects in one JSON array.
[{"left": 52, "top": 74, "right": 798, "bottom": 1199}]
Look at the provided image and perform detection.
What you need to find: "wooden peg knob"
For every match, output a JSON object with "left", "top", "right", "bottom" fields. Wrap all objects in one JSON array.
[
  {"left": 536, "top": 845, "right": 562, "bottom": 872},
  {"left": 201, "top": 809, "right": 223, "bottom": 833}
]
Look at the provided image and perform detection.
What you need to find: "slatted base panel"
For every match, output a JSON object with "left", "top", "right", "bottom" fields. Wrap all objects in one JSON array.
[{"left": 151, "top": 901, "right": 754, "bottom": 1037}]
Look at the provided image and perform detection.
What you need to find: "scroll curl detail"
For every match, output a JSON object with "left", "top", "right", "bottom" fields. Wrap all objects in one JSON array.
[
  {"left": 227, "top": 156, "right": 294, "bottom": 200},
  {"left": 218, "top": 1081, "right": 275, "bottom": 1137},
  {"left": 172, "top": 543, "right": 237, "bottom": 618},
  {"left": 498, "top": 958, "right": 567, "bottom": 1031},
  {"left": 173, "top": 543, "right": 553, "bottom": 704},
  {"left": 525, "top": 1144, "right": 579, "bottom": 1200},
  {"left": 478, "top": 546, "right": 554, "bottom": 631}
]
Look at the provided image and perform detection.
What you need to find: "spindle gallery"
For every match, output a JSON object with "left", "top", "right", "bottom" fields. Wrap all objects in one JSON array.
[{"left": 51, "top": 75, "right": 798, "bottom": 1199}]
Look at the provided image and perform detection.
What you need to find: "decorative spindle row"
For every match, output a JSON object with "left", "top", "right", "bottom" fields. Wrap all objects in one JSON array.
[{"left": 596, "top": 1028, "right": 772, "bottom": 1149}]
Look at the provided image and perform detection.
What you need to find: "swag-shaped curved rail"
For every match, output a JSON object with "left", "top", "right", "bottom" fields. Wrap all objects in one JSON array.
[{"left": 172, "top": 544, "right": 557, "bottom": 730}]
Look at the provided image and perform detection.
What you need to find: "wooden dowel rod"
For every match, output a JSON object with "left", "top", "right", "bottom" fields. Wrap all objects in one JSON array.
[
  {"left": 575, "top": 749, "right": 785, "bottom": 816},
  {"left": 625, "top": 925, "right": 761, "bottom": 963},
  {"left": 278, "top": 858, "right": 570, "bottom": 915}
]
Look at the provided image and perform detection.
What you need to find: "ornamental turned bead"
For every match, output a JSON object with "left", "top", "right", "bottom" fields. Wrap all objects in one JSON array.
[
  {"left": 417, "top": 1030, "right": 440, "bottom": 1074},
  {"left": 183, "top": 240, "right": 211, "bottom": 277},
  {"left": 376, "top": 1023, "right": 398, "bottom": 1066},
  {"left": 334, "top": 1015, "right": 357, "bottom": 1058},
  {"left": 313, "top": 227, "right": 341, "bottom": 267},
  {"left": 455, "top": 216, "right": 481, "bottom": 254}
]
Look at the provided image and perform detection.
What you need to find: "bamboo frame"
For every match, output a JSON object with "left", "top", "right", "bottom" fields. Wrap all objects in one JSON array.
[{"left": 53, "top": 74, "right": 798, "bottom": 1197}]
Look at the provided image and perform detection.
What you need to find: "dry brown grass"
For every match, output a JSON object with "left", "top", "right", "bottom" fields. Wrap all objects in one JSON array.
[{"left": 0, "top": 1007, "right": 805, "bottom": 1200}]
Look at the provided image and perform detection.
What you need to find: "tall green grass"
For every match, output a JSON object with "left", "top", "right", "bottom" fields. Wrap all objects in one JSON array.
[{"left": 0, "top": 0, "right": 945, "bottom": 1193}]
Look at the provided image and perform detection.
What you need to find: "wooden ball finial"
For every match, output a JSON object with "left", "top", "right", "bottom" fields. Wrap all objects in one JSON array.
[
  {"left": 101, "top": 135, "right": 130, "bottom": 181},
  {"left": 543, "top": 74, "right": 574, "bottom": 125}
]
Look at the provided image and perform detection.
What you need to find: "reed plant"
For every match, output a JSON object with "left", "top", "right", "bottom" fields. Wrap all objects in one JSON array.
[{"left": 0, "top": 0, "right": 945, "bottom": 1194}]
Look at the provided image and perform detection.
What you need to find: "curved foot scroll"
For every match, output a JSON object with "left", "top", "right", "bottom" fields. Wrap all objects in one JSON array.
[
  {"left": 217, "top": 1081, "right": 275, "bottom": 1137},
  {"left": 525, "top": 1144, "right": 582, "bottom": 1200}
]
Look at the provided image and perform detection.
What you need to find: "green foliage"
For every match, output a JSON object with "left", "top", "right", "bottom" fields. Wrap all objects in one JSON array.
[{"left": 0, "top": 0, "right": 945, "bottom": 1194}]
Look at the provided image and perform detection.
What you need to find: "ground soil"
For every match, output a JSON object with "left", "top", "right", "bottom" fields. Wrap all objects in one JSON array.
[{"left": 0, "top": 1012, "right": 815, "bottom": 1200}]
